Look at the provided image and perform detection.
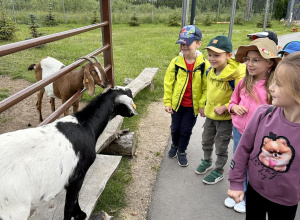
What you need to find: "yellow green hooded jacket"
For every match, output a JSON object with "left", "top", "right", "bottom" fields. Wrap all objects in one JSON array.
[
  {"left": 163, "top": 50, "right": 211, "bottom": 116},
  {"left": 205, "top": 58, "right": 245, "bottom": 120}
]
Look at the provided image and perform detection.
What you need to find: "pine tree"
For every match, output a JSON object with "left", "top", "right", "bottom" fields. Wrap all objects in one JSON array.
[
  {"left": 0, "top": 1, "right": 16, "bottom": 41},
  {"left": 44, "top": 3, "right": 58, "bottom": 26}
]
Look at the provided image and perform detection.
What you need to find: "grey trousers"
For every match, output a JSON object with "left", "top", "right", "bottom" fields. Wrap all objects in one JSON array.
[{"left": 202, "top": 118, "right": 232, "bottom": 174}]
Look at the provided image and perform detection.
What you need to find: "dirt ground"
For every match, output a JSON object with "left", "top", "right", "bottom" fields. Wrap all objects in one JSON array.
[{"left": 0, "top": 75, "right": 171, "bottom": 220}]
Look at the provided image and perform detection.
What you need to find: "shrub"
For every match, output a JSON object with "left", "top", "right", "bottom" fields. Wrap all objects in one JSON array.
[
  {"left": 44, "top": 3, "right": 58, "bottom": 26},
  {"left": 273, "top": 0, "right": 289, "bottom": 20},
  {"left": 91, "top": 10, "right": 101, "bottom": 24},
  {"left": 256, "top": 13, "right": 272, "bottom": 28},
  {"left": 168, "top": 13, "right": 180, "bottom": 27},
  {"left": 203, "top": 10, "right": 212, "bottom": 26},
  {"left": 0, "top": 1, "right": 16, "bottom": 41},
  {"left": 234, "top": 13, "right": 244, "bottom": 25},
  {"left": 28, "top": 14, "right": 43, "bottom": 39},
  {"left": 128, "top": 14, "right": 140, "bottom": 26}
]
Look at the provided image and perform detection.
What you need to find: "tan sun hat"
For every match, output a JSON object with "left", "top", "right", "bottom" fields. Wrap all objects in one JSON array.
[{"left": 235, "top": 38, "right": 281, "bottom": 64}]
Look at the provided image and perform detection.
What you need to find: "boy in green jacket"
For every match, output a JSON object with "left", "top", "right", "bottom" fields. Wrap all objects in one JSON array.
[
  {"left": 164, "top": 25, "right": 210, "bottom": 167},
  {"left": 195, "top": 35, "right": 245, "bottom": 183}
]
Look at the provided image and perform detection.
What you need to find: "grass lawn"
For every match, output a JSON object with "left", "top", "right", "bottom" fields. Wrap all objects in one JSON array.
[{"left": 0, "top": 20, "right": 294, "bottom": 217}]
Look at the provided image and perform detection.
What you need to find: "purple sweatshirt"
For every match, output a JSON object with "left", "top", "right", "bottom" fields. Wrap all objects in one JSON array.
[
  {"left": 228, "top": 105, "right": 300, "bottom": 206},
  {"left": 228, "top": 78, "right": 268, "bottom": 134}
]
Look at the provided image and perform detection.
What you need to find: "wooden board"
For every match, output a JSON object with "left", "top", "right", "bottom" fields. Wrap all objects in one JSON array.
[{"left": 29, "top": 154, "right": 121, "bottom": 220}]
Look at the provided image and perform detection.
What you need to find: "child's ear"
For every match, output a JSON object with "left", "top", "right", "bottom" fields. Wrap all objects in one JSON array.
[
  {"left": 227, "top": 52, "right": 233, "bottom": 60},
  {"left": 197, "top": 41, "right": 202, "bottom": 48}
]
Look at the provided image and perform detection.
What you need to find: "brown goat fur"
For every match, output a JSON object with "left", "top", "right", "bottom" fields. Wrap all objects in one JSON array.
[{"left": 28, "top": 56, "right": 107, "bottom": 123}]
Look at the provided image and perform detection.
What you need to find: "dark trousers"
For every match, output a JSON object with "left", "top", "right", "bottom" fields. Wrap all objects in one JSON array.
[
  {"left": 246, "top": 183, "right": 298, "bottom": 220},
  {"left": 171, "top": 106, "right": 197, "bottom": 153}
]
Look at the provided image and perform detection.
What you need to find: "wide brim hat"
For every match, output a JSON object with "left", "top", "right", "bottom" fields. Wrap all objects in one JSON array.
[
  {"left": 235, "top": 38, "right": 281, "bottom": 64},
  {"left": 251, "top": 31, "right": 278, "bottom": 45}
]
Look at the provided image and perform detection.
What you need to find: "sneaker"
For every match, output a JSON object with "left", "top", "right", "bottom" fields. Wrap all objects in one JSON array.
[
  {"left": 234, "top": 201, "right": 246, "bottom": 213},
  {"left": 195, "top": 159, "right": 213, "bottom": 174},
  {"left": 168, "top": 144, "right": 178, "bottom": 158},
  {"left": 224, "top": 197, "right": 236, "bottom": 208},
  {"left": 203, "top": 170, "right": 224, "bottom": 184},
  {"left": 177, "top": 152, "right": 188, "bottom": 167}
]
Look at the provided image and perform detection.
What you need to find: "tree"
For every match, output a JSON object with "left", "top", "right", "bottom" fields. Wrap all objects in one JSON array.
[{"left": 273, "top": 0, "right": 289, "bottom": 20}]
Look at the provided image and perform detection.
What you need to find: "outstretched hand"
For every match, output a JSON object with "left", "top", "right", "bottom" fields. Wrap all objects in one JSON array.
[{"left": 227, "top": 189, "right": 244, "bottom": 204}]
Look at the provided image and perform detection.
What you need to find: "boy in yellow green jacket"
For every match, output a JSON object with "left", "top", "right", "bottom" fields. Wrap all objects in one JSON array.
[
  {"left": 164, "top": 25, "right": 210, "bottom": 167},
  {"left": 195, "top": 35, "right": 245, "bottom": 183}
]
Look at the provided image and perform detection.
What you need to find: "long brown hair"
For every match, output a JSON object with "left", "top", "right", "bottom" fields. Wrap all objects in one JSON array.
[{"left": 239, "top": 58, "right": 277, "bottom": 104}]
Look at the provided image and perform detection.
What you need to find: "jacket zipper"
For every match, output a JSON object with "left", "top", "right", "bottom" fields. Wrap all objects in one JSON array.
[{"left": 175, "top": 68, "right": 189, "bottom": 110}]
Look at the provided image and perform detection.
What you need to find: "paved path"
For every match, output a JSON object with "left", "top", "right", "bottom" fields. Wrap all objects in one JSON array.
[{"left": 148, "top": 33, "right": 300, "bottom": 220}]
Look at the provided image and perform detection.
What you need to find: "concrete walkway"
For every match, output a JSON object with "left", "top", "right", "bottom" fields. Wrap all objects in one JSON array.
[{"left": 147, "top": 32, "right": 300, "bottom": 220}]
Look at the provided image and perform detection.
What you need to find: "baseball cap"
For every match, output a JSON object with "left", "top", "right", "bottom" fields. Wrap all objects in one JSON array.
[
  {"left": 235, "top": 38, "right": 281, "bottom": 64},
  {"left": 278, "top": 41, "right": 300, "bottom": 55},
  {"left": 203, "top": 35, "right": 232, "bottom": 53},
  {"left": 175, "top": 25, "right": 202, "bottom": 45},
  {"left": 251, "top": 31, "right": 278, "bottom": 45}
]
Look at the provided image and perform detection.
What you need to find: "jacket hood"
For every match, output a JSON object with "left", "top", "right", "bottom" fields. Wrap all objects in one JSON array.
[{"left": 209, "top": 58, "right": 245, "bottom": 82}]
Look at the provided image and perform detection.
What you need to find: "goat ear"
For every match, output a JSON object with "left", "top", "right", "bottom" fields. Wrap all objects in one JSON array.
[{"left": 83, "top": 68, "right": 95, "bottom": 96}]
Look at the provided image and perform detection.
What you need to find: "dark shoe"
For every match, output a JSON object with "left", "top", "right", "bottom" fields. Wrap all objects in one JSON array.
[
  {"left": 203, "top": 170, "right": 224, "bottom": 184},
  {"left": 195, "top": 159, "right": 213, "bottom": 174},
  {"left": 177, "top": 152, "right": 188, "bottom": 167},
  {"left": 168, "top": 144, "right": 178, "bottom": 158}
]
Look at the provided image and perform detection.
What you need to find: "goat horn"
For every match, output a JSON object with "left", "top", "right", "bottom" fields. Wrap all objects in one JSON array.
[
  {"left": 91, "top": 56, "right": 100, "bottom": 63},
  {"left": 78, "top": 57, "right": 94, "bottom": 64}
]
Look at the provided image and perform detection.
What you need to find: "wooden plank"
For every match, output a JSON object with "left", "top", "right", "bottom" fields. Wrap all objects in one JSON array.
[
  {"left": 95, "top": 68, "right": 159, "bottom": 153},
  {"left": 29, "top": 154, "right": 122, "bottom": 220}
]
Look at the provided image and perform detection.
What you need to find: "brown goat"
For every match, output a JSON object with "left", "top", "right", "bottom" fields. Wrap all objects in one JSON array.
[{"left": 28, "top": 56, "right": 107, "bottom": 122}]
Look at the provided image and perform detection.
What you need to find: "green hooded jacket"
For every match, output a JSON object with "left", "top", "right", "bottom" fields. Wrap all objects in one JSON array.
[
  {"left": 204, "top": 58, "right": 246, "bottom": 120},
  {"left": 163, "top": 50, "right": 211, "bottom": 116}
]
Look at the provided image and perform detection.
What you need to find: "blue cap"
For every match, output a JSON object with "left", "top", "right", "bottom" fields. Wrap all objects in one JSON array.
[
  {"left": 175, "top": 25, "right": 202, "bottom": 45},
  {"left": 278, "top": 41, "right": 300, "bottom": 55}
]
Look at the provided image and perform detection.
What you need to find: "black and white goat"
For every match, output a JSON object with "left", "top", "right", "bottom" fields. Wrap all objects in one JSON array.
[
  {"left": 28, "top": 56, "right": 108, "bottom": 122},
  {"left": 0, "top": 86, "right": 137, "bottom": 220}
]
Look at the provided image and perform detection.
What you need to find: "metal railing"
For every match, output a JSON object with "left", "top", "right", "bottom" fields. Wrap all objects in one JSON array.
[{"left": 0, "top": 0, "right": 114, "bottom": 126}]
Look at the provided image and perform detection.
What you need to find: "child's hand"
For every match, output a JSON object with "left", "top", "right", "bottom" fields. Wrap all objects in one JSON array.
[
  {"left": 199, "top": 108, "right": 205, "bottom": 117},
  {"left": 231, "top": 105, "right": 248, "bottom": 116},
  {"left": 165, "top": 106, "right": 173, "bottom": 114},
  {"left": 227, "top": 189, "right": 244, "bottom": 203},
  {"left": 214, "top": 105, "right": 227, "bottom": 116}
]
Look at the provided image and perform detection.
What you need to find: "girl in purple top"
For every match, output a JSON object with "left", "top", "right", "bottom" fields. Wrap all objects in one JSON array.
[
  {"left": 228, "top": 52, "right": 300, "bottom": 219},
  {"left": 224, "top": 38, "right": 280, "bottom": 213}
]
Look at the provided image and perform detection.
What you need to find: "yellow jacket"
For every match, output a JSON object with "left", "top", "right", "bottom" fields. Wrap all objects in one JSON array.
[
  {"left": 163, "top": 50, "right": 211, "bottom": 116},
  {"left": 204, "top": 58, "right": 245, "bottom": 120}
]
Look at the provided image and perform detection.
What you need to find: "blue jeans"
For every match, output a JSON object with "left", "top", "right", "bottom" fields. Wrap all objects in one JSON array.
[
  {"left": 233, "top": 126, "right": 248, "bottom": 201},
  {"left": 171, "top": 106, "right": 197, "bottom": 153}
]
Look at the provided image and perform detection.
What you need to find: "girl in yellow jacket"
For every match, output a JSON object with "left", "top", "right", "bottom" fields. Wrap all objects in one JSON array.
[{"left": 163, "top": 25, "right": 210, "bottom": 167}]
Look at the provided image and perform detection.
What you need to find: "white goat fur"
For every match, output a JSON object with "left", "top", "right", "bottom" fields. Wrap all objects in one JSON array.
[
  {"left": 40, "top": 57, "right": 65, "bottom": 99},
  {"left": 0, "top": 116, "right": 79, "bottom": 220}
]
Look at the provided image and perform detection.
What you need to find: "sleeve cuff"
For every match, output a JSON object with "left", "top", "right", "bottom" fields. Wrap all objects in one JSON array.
[{"left": 229, "top": 181, "right": 244, "bottom": 191}]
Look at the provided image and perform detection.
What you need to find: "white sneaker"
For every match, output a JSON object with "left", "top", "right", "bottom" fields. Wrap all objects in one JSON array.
[
  {"left": 234, "top": 200, "right": 246, "bottom": 213},
  {"left": 224, "top": 197, "right": 236, "bottom": 208}
]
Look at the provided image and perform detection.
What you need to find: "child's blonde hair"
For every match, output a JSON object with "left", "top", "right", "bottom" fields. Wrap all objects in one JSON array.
[
  {"left": 275, "top": 51, "right": 300, "bottom": 105},
  {"left": 239, "top": 56, "right": 277, "bottom": 104}
]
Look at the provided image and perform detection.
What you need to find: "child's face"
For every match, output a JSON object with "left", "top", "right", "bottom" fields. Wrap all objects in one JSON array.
[
  {"left": 269, "top": 66, "right": 295, "bottom": 108},
  {"left": 207, "top": 49, "right": 231, "bottom": 71},
  {"left": 180, "top": 41, "right": 201, "bottom": 58},
  {"left": 245, "top": 51, "right": 273, "bottom": 80}
]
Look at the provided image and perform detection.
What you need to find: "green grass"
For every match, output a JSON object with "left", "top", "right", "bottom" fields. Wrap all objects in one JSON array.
[{"left": 0, "top": 20, "right": 294, "bottom": 217}]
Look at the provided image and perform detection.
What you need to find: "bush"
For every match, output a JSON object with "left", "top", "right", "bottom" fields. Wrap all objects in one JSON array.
[
  {"left": 128, "top": 14, "right": 140, "bottom": 26},
  {"left": 0, "top": 2, "right": 16, "bottom": 41},
  {"left": 203, "top": 10, "right": 212, "bottom": 26},
  {"left": 91, "top": 10, "right": 101, "bottom": 24},
  {"left": 44, "top": 3, "right": 58, "bottom": 26},
  {"left": 273, "top": 0, "right": 289, "bottom": 20},
  {"left": 168, "top": 13, "right": 180, "bottom": 27},
  {"left": 28, "top": 14, "right": 43, "bottom": 39},
  {"left": 234, "top": 13, "right": 244, "bottom": 25},
  {"left": 256, "top": 13, "right": 272, "bottom": 28}
]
